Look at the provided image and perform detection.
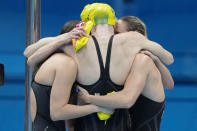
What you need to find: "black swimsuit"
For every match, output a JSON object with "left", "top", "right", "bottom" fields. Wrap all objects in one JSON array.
[
  {"left": 74, "top": 36, "right": 131, "bottom": 131},
  {"left": 31, "top": 81, "right": 66, "bottom": 131},
  {"left": 129, "top": 95, "right": 165, "bottom": 131}
]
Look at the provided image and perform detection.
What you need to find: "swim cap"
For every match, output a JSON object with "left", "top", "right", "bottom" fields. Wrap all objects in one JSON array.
[
  {"left": 80, "top": 3, "right": 100, "bottom": 22},
  {"left": 73, "top": 3, "right": 116, "bottom": 52},
  {"left": 80, "top": 3, "right": 116, "bottom": 26}
]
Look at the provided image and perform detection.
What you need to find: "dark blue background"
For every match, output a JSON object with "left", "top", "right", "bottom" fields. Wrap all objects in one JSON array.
[{"left": 0, "top": 0, "right": 197, "bottom": 130}]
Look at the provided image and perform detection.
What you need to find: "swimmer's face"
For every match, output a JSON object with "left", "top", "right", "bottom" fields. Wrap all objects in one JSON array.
[{"left": 115, "top": 19, "right": 128, "bottom": 34}]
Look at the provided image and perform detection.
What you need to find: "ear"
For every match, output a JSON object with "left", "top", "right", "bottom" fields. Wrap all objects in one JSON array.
[{"left": 0, "top": 63, "right": 4, "bottom": 86}]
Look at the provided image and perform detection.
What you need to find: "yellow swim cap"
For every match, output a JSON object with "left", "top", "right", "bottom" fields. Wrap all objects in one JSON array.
[
  {"left": 80, "top": 4, "right": 91, "bottom": 22},
  {"left": 80, "top": 3, "right": 100, "bottom": 22},
  {"left": 80, "top": 3, "right": 116, "bottom": 26},
  {"left": 74, "top": 3, "right": 116, "bottom": 52}
]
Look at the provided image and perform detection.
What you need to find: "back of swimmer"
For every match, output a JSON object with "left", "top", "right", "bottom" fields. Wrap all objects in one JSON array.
[
  {"left": 30, "top": 19, "right": 114, "bottom": 131},
  {"left": 116, "top": 16, "right": 173, "bottom": 131},
  {"left": 72, "top": 5, "right": 172, "bottom": 131},
  {"left": 30, "top": 20, "right": 79, "bottom": 131},
  {"left": 72, "top": 3, "right": 132, "bottom": 131}
]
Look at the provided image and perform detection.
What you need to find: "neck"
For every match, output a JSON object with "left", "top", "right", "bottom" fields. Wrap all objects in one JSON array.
[{"left": 91, "top": 24, "right": 114, "bottom": 37}]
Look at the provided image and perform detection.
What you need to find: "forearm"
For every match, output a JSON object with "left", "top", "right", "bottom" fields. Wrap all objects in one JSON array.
[
  {"left": 52, "top": 104, "right": 97, "bottom": 121},
  {"left": 88, "top": 92, "right": 129, "bottom": 109},
  {"left": 27, "top": 36, "right": 71, "bottom": 66},
  {"left": 155, "top": 60, "right": 174, "bottom": 89},
  {"left": 86, "top": 55, "right": 150, "bottom": 109},
  {"left": 145, "top": 40, "right": 174, "bottom": 65},
  {"left": 24, "top": 37, "right": 55, "bottom": 58}
]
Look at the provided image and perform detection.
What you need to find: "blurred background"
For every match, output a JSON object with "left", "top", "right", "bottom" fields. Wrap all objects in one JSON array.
[{"left": 0, "top": 0, "right": 197, "bottom": 130}]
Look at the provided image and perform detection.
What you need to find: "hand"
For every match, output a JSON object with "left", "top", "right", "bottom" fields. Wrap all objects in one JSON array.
[
  {"left": 97, "top": 106, "right": 114, "bottom": 114},
  {"left": 68, "top": 27, "right": 89, "bottom": 39},
  {"left": 78, "top": 86, "right": 90, "bottom": 104},
  {"left": 140, "top": 50, "right": 160, "bottom": 63}
]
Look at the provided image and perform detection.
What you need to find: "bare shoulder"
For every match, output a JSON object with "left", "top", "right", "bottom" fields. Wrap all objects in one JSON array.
[
  {"left": 114, "top": 31, "right": 146, "bottom": 47},
  {"left": 49, "top": 53, "right": 77, "bottom": 69},
  {"left": 37, "top": 53, "right": 74, "bottom": 72},
  {"left": 115, "top": 31, "right": 145, "bottom": 41}
]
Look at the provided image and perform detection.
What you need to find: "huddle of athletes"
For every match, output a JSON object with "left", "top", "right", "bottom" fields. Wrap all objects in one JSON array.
[{"left": 24, "top": 3, "right": 174, "bottom": 131}]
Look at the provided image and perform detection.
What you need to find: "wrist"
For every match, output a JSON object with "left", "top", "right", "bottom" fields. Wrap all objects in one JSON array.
[
  {"left": 56, "top": 33, "right": 70, "bottom": 42},
  {"left": 90, "top": 104, "right": 99, "bottom": 112},
  {"left": 86, "top": 94, "right": 92, "bottom": 103}
]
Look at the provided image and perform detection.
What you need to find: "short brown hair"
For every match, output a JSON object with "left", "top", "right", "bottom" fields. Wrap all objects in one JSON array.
[
  {"left": 120, "top": 16, "right": 147, "bottom": 36},
  {"left": 60, "top": 20, "right": 80, "bottom": 34}
]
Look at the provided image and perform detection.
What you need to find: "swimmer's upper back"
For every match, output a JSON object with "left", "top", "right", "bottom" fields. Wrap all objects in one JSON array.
[
  {"left": 74, "top": 32, "right": 143, "bottom": 86},
  {"left": 34, "top": 53, "right": 74, "bottom": 86}
]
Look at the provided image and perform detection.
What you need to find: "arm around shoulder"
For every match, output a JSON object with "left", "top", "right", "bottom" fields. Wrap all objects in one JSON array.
[
  {"left": 86, "top": 54, "right": 152, "bottom": 109},
  {"left": 143, "top": 39, "right": 174, "bottom": 65},
  {"left": 125, "top": 31, "right": 174, "bottom": 65},
  {"left": 121, "top": 54, "right": 152, "bottom": 108}
]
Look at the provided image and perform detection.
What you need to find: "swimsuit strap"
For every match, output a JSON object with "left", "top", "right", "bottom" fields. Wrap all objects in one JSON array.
[
  {"left": 92, "top": 36, "right": 105, "bottom": 76},
  {"left": 91, "top": 35, "right": 114, "bottom": 79},
  {"left": 104, "top": 35, "right": 114, "bottom": 79}
]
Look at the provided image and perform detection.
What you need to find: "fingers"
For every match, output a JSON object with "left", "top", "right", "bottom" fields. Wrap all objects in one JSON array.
[
  {"left": 75, "top": 27, "right": 88, "bottom": 37},
  {"left": 71, "top": 27, "right": 89, "bottom": 38},
  {"left": 73, "top": 30, "right": 86, "bottom": 37},
  {"left": 77, "top": 86, "right": 83, "bottom": 91},
  {"left": 140, "top": 50, "right": 152, "bottom": 57},
  {"left": 70, "top": 35, "right": 80, "bottom": 39},
  {"left": 77, "top": 86, "right": 88, "bottom": 94},
  {"left": 76, "top": 27, "right": 86, "bottom": 33}
]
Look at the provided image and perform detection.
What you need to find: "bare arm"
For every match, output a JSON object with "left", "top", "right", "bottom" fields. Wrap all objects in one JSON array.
[
  {"left": 25, "top": 27, "right": 87, "bottom": 66},
  {"left": 122, "top": 31, "right": 174, "bottom": 65},
  {"left": 79, "top": 54, "right": 151, "bottom": 109},
  {"left": 142, "top": 39, "right": 174, "bottom": 65},
  {"left": 50, "top": 55, "right": 112, "bottom": 121},
  {"left": 27, "top": 36, "right": 70, "bottom": 66},
  {"left": 140, "top": 50, "right": 174, "bottom": 89},
  {"left": 155, "top": 60, "right": 174, "bottom": 89},
  {"left": 24, "top": 37, "right": 55, "bottom": 58},
  {"left": 50, "top": 56, "right": 97, "bottom": 121}
]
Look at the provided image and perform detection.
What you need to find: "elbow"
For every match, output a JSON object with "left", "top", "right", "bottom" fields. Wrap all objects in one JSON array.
[
  {"left": 23, "top": 50, "right": 28, "bottom": 57},
  {"left": 50, "top": 104, "right": 70, "bottom": 121},
  {"left": 50, "top": 112, "right": 58, "bottom": 121},
  {"left": 165, "top": 80, "right": 175, "bottom": 89},
  {"left": 121, "top": 97, "right": 134, "bottom": 109},
  {"left": 27, "top": 58, "right": 35, "bottom": 66},
  {"left": 50, "top": 108, "right": 61, "bottom": 121},
  {"left": 169, "top": 54, "right": 174, "bottom": 64},
  {"left": 24, "top": 48, "right": 30, "bottom": 57},
  {"left": 166, "top": 53, "right": 174, "bottom": 65},
  {"left": 24, "top": 46, "right": 33, "bottom": 58}
]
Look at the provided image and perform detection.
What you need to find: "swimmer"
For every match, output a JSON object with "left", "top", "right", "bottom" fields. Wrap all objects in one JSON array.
[
  {"left": 29, "top": 20, "right": 112, "bottom": 131},
  {"left": 78, "top": 16, "right": 174, "bottom": 131},
  {"left": 24, "top": 3, "right": 174, "bottom": 131}
]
